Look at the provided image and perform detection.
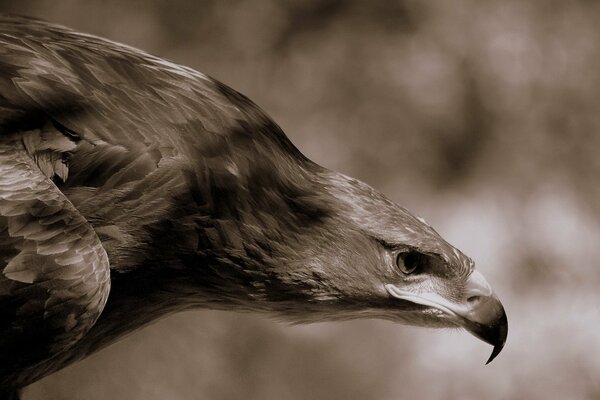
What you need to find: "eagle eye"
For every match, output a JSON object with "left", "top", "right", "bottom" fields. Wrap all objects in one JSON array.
[{"left": 395, "top": 251, "right": 421, "bottom": 274}]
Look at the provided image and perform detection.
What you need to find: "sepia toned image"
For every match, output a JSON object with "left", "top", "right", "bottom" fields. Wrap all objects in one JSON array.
[{"left": 0, "top": 1, "right": 598, "bottom": 399}]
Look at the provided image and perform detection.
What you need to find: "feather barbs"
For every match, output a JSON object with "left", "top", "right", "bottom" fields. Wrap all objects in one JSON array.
[{"left": 21, "top": 121, "right": 78, "bottom": 183}]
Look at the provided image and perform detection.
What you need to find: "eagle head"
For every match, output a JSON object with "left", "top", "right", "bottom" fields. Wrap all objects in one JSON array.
[
  {"left": 296, "top": 171, "right": 506, "bottom": 363},
  {"left": 195, "top": 155, "right": 508, "bottom": 364}
]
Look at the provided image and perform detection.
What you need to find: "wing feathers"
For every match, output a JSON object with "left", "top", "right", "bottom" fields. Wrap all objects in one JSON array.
[
  {"left": 21, "top": 123, "right": 76, "bottom": 183},
  {"left": 0, "top": 137, "right": 111, "bottom": 380}
]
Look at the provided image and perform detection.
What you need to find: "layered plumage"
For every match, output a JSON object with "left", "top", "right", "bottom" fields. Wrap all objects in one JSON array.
[{"left": 0, "top": 15, "right": 507, "bottom": 398}]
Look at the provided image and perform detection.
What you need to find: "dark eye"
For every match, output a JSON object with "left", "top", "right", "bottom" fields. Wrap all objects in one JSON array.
[{"left": 396, "top": 251, "right": 421, "bottom": 274}]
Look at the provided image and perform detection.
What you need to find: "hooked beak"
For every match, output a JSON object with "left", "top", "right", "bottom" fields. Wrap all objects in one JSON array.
[{"left": 385, "top": 270, "right": 508, "bottom": 364}]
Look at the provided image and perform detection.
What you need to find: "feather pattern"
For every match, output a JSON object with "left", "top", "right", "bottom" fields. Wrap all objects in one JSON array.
[{"left": 0, "top": 136, "right": 110, "bottom": 388}]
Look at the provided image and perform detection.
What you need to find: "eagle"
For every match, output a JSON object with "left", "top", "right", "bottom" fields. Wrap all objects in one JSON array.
[{"left": 0, "top": 15, "right": 507, "bottom": 399}]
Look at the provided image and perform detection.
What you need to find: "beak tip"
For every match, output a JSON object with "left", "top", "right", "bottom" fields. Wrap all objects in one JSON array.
[
  {"left": 485, "top": 342, "right": 505, "bottom": 365},
  {"left": 483, "top": 308, "right": 508, "bottom": 365}
]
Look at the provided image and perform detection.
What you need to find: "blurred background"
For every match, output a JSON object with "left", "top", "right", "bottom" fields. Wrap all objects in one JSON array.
[{"left": 1, "top": 0, "right": 599, "bottom": 398}]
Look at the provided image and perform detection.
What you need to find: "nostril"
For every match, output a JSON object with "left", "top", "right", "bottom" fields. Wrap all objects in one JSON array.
[{"left": 467, "top": 295, "right": 480, "bottom": 304}]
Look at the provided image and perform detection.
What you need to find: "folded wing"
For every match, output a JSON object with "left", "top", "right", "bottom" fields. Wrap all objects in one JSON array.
[{"left": 0, "top": 136, "right": 110, "bottom": 387}]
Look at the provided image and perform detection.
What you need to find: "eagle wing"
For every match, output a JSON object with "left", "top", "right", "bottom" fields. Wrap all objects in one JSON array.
[
  {"left": 0, "top": 134, "right": 110, "bottom": 383},
  {"left": 0, "top": 20, "right": 115, "bottom": 384}
]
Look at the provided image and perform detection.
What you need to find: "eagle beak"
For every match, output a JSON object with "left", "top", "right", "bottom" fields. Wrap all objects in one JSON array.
[{"left": 385, "top": 270, "right": 508, "bottom": 364}]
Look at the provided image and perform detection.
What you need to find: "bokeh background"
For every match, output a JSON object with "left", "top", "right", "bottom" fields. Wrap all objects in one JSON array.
[{"left": 1, "top": 0, "right": 599, "bottom": 399}]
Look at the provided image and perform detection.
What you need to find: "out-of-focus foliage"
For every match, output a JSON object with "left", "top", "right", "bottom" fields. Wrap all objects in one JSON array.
[{"left": 1, "top": 0, "right": 598, "bottom": 399}]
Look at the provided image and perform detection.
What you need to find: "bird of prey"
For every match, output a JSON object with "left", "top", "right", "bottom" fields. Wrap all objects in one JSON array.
[{"left": 0, "top": 15, "right": 507, "bottom": 399}]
